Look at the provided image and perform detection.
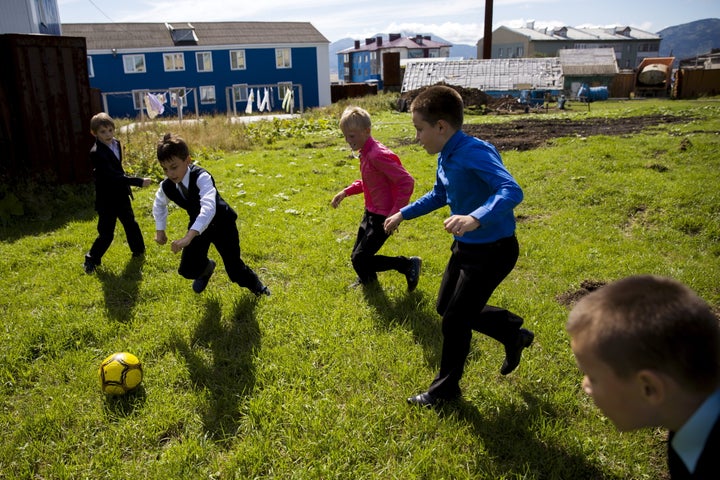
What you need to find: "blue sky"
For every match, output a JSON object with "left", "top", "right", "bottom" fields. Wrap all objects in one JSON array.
[{"left": 57, "top": 0, "right": 719, "bottom": 44}]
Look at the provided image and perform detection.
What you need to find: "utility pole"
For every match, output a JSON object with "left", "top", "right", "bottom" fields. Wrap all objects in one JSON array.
[{"left": 483, "top": 0, "right": 494, "bottom": 59}]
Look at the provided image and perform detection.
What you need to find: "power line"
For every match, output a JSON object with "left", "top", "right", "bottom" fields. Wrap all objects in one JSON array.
[{"left": 86, "top": 0, "right": 116, "bottom": 23}]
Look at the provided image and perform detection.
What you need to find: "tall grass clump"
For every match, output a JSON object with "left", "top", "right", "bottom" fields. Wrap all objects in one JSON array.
[{"left": 0, "top": 95, "right": 718, "bottom": 479}]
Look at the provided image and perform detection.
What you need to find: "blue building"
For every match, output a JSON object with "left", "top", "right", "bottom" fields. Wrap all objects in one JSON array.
[
  {"left": 62, "top": 22, "right": 331, "bottom": 118},
  {"left": 337, "top": 34, "right": 451, "bottom": 87}
]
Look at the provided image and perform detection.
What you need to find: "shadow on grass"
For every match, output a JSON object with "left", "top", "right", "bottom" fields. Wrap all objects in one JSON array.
[
  {"left": 362, "top": 284, "right": 443, "bottom": 369},
  {"left": 439, "top": 389, "right": 623, "bottom": 480},
  {"left": 0, "top": 184, "right": 95, "bottom": 243},
  {"left": 96, "top": 254, "right": 145, "bottom": 322},
  {"left": 171, "top": 295, "right": 260, "bottom": 443},
  {"left": 102, "top": 385, "right": 148, "bottom": 418}
]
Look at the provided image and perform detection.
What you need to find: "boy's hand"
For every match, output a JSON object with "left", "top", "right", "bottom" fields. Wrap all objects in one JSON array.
[
  {"left": 384, "top": 212, "right": 403, "bottom": 234},
  {"left": 444, "top": 215, "right": 480, "bottom": 236},
  {"left": 331, "top": 191, "right": 346, "bottom": 209},
  {"left": 155, "top": 230, "right": 167, "bottom": 245},
  {"left": 141, "top": 178, "right": 152, "bottom": 187},
  {"left": 170, "top": 230, "right": 199, "bottom": 254}
]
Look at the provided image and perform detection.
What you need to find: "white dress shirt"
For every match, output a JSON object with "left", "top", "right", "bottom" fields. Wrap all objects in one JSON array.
[{"left": 153, "top": 168, "right": 217, "bottom": 235}]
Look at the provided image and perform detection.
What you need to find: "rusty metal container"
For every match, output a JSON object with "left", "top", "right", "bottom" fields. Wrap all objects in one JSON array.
[{"left": 0, "top": 33, "right": 94, "bottom": 184}]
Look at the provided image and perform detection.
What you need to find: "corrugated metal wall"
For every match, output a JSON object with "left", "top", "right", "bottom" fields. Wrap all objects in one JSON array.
[
  {"left": 330, "top": 83, "right": 378, "bottom": 103},
  {"left": 0, "top": 34, "right": 94, "bottom": 184},
  {"left": 675, "top": 69, "right": 720, "bottom": 99}
]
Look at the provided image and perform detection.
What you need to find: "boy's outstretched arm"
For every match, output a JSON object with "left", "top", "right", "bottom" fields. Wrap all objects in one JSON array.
[
  {"left": 331, "top": 190, "right": 346, "bottom": 209},
  {"left": 384, "top": 212, "right": 403, "bottom": 234}
]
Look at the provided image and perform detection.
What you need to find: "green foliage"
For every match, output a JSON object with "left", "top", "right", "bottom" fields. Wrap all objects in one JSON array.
[
  {"left": 0, "top": 188, "right": 23, "bottom": 223},
  {"left": 243, "top": 116, "right": 338, "bottom": 146},
  {"left": 0, "top": 97, "right": 718, "bottom": 478}
]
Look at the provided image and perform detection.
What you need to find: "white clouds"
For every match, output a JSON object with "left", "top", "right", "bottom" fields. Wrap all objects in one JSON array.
[{"left": 58, "top": 0, "right": 716, "bottom": 43}]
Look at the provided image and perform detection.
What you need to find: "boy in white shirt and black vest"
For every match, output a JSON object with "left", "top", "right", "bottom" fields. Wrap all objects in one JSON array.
[{"left": 152, "top": 133, "right": 270, "bottom": 297}]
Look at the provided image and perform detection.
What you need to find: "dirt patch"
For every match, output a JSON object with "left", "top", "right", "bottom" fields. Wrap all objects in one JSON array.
[
  {"left": 463, "top": 115, "right": 689, "bottom": 151},
  {"left": 556, "top": 280, "right": 607, "bottom": 307},
  {"left": 398, "top": 84, "right": 689, "bottom": 151}
]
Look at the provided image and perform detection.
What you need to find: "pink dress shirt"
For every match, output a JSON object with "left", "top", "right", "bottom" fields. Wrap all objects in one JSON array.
[{"left": 343, "top": 136, "right": 414, "bottom": 216}]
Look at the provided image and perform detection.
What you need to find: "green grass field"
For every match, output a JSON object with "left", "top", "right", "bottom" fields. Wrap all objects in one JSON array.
[{"left": 1, "top": 95, "right": 718, "bottom": 479}]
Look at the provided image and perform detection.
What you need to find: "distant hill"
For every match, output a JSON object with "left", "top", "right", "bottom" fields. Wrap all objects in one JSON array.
[
  {"left": 657, "top": 18, "right": 720, "bottom": 66},
  {"left": 328, "top": 33, "right": 477, "bottom": 77}
]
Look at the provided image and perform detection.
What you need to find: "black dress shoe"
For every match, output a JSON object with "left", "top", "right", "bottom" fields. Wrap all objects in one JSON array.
[
  {"left": 407, "top": 391, "right": 439, "bottom": 407},
  {"left": 192, "top": 260, "right": 216, "bottom": 293},
  {"left": 405, "top": 257, "right": 422, "bottom": 292},
  {"left": 500, "top": 328, "right": 534, "bottom": 375}
]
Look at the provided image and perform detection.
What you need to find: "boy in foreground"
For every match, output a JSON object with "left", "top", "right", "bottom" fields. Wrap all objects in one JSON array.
[
  {"left": 152, "top": 133, "right": 269, "bottom": 297},
  {"left": 84, "top": 113, "right": 151, "bottom": 273},
  {"left": 567, "top": 275, "right": 720, "bottom": 479},
  {"left": 331, "top": 106, "right": 421, "bottom": 290},
  {"left": 384, "top": 85, "right": 533, "bottom": 407}
]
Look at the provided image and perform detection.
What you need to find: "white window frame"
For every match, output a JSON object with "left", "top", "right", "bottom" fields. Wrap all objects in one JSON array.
[
  {"left": 275, "top": 48, "right": 292, "bottom": 69},
  {"left": 277, "top": 81, "right": 293, "bottom": 100},
  {"left": 232, "top": 83, "right": 249, "bottom": 102},
  {"left": 163, "top": 53, "right": 185, "bottom": 72},
  {"left": 196, "top": 52, "right": 213, "bottom": 72},
  {"left": 230, "top": 50, "right": 246, "bottom": 70},
  {"left": 123, "top": 54, "right": 146, "bottom": 73},
  {"left": 131, "top": 89, "right": 150, "bottom": 110},
  {"left": 87, "top": 56, "right": 94, "bottom": 78},
  {"left": 169, "top": 87, "right": 188, "bottom": 108},
  {"left": 199, "top": 85, "right": 216, "bottom": 104}
]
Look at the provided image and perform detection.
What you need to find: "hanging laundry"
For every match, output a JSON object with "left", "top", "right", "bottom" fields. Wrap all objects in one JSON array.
[
  {"left": 256, "top": 88, "right": 262, "bottom": 111},
  {"left": 259, "top": 87, "right": 271, "bottom": 112},
  {"left": 245, "top": 89, "right": 254, "bottom": 114},
  {"left": 282, "top": 88, "right": 294, "bottom": 113},
  {"left": 144, "top": 92, "right": 164, "bottom": 119}
]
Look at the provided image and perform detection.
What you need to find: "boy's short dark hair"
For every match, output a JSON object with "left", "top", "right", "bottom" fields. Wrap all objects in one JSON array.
[
  {"left": 157, "top": 133, "right": 190, "bottom": 163},
  {"left": 566, "top": 275, "right": 720, "bottom": 393},
  {"left": 90, "top": 112, "right": 115, "bottom": 133},
  {"left": 410, "top": 85, "right": 464, "bottom": 130}
]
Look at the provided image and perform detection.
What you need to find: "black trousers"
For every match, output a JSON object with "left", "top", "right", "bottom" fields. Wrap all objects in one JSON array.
[
  {"left": 427, "top": 235, "right": 523, "bottom": 398},
  {"left": 178, "top": 220, "right": 261, "bottom": 290},
  {"left": 351, "top": 210, "right": 411, "bottom": 283},
  {"left": 88, "top": 201, "right": 145, "bottom": 262}
]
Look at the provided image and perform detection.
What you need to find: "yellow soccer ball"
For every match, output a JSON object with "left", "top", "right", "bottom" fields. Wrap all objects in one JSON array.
[{"left": 98, "top": 352, "right": 143, "bottom": 395}]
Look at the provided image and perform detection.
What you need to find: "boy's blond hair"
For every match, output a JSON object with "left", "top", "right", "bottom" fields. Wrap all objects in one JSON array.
[
  {"left": 567, "top": 275, "right": 720, "bottom": 393},
  {"left": 90, "top": 112, "right": 115, "bottom": 134},
  {"left": 339, "top": 106, "right": 372, "bottom": 131}
]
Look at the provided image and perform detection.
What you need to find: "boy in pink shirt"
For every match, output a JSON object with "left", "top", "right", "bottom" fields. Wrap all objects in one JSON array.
[{"left": 331, "top": 106, "right": 421, "bottom": 290}]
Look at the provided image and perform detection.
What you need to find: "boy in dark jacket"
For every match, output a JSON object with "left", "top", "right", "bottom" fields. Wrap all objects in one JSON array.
[
  {"left": 84, "top": 113, "right": 151, "bottom": 273},
  {"left": 567, "top": 275, "right": 720, "bottom": 480}
]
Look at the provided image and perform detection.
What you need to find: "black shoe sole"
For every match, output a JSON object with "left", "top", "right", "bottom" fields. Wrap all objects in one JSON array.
[{"left": 500, "top": 329, "right": 534, "bottom": 375}]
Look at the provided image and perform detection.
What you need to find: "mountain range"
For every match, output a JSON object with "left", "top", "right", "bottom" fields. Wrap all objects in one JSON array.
[
  {"left": 657, "top": 18, "right": 720, "bottom": 65},
  {"left": 328, "top": 18, "right": 720, "bottom": 76}
]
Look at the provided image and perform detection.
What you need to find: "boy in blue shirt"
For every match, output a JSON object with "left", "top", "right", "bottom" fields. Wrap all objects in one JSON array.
[
  {"left": 152, "top": 133, "right": 269, "bottom": 297},
  {"left": 385, "top": 85, "right": 533, "bottom": 407},
  {"left": 567, "top": 275, "right": 720, "bottom": 479}
]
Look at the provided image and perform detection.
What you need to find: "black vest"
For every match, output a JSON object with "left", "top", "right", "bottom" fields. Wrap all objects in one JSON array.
[
  {"left": 161, "top": 165, "right": 236, "bottom": 227},
  {"left": 668, "top": 415, "right": 720, "bottom": 479}
]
